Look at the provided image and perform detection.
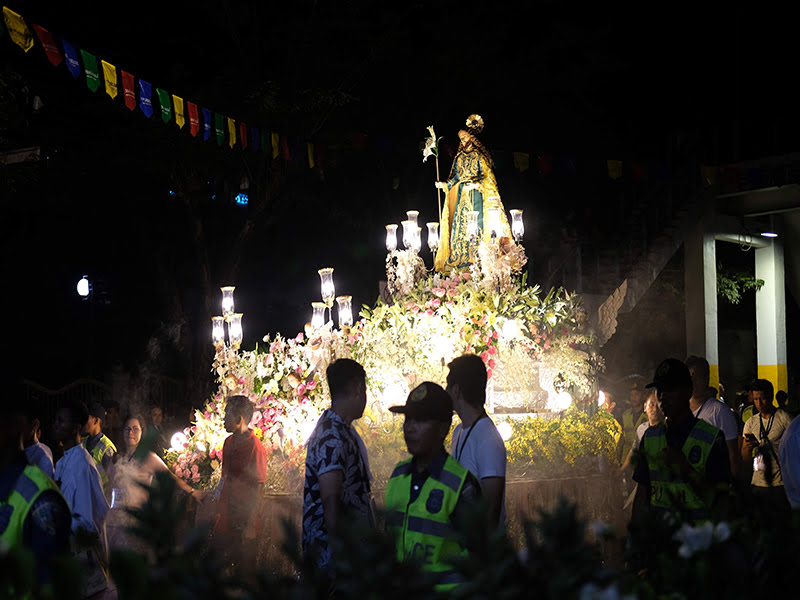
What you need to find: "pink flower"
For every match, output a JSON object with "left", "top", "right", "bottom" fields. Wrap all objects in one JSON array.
[
  {"left": 405, "top": 301, "right": 416, "bottom": 309},
  {"left": 306, "top": 380, "right": 318, "bottom": 390},
  {"left": 447, "top": 288, "right": 457, "bottom": 297},
  {"left": 432, "top": 287, "right": 446, "bottom": 298},
  {"left": 544, "top": 340, "right": 551, "bottom": 350},
  {"left": 487, "top": 368, "right": 493, "bottom": 379},
  {"left": 271, "top": 341, "right": 281, "bottom": 353},
  {"left": 249, "top": 411, "right": 263, "bottom": 428},
  {"left": 481, "top": 315, "right": 488, "bottom": 325},
  {"left": 426, "top": 309, "right": 434, "bottom": 316},
  {"left": 209, "top": 402, "right": 217, "bottom": 412},
  {"left": 410, "top": 305, "right": 420, "bottom": 314},
  {"left": 489, "top": 358, "right": 496, "bottom": 369},
  {"left": 431, "top": 298, "right": 441, "bottom": 308},
  {"left": 483, "top": 335, "right": 491, "bottom": 344},
  {"left": 480, "top": 351, "right": 489, "bottom": 362},
  {"left": 191, "top": 464, "right": 199, "bottom": 474},
  {"left": 452, "top": 274, "right": 461, "bottom": 284},
  {"left": 175, "top": 468, "right": 184, "bottom": 478},
  {"left": 348, "top": 334, "right": 357, "bottom": 344},
  {"left": 461, "top": 272, "right": 471, "bottom": 280},
  {"left": 488, "top": 346, "right": 497, "bottom": 355},
  {"left": 492, "top": 331, "right": 499, "bottom": 340},
  {"left": 297, "top": 383, "right": 307, "bottom": 397},
  {"left": 446, "top": 301, "right": 455, "bottom": 307},
  {"left": 295, "top": 333, "right": 304, "bottom": 343},
  {"left": 192, "top": 472, "right": 201, "bottom": 482},
  {"left": 203, "top": 411, "right": 211, "bottom": 420},
  {"left": 300, "top": 396, "right": 309, "bottom": 405}
]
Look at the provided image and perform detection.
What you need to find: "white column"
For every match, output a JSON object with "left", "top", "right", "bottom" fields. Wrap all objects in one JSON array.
[
  {"left": 684, "top": 224, "right": 719, "bottom": 390},
  {"left": 755, "top": 238, "right": 788, "bottom": 397}
]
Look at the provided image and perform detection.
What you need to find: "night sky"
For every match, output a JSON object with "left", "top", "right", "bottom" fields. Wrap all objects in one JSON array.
[{"left": 3, "top": 1, "right": 798, "bottom": 393}]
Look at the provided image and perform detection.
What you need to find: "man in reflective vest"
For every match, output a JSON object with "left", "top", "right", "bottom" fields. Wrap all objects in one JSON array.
[
  {"left": 82, "top": 402, "right": 116, "bottom": 487},
  {"left": 2, "top": 393, "right": 71, "bottom": 595},
  {"left": 632, "top": 358, "right": 730, "bottom": 527},
  {"left": 385, "top": 382, "right": 481, "bottom": 592}
]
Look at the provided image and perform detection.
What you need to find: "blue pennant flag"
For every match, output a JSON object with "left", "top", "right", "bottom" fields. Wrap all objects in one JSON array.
[
  {"left": 202, "top": 108, "right": 212, "bottom": 141},
  {"left": 62, "top": 40, "right": 81, "bottom": 79},
  {"left": 251, "top": 127, "right": 259, "bottom": 152},
  {"left": 139, "top": 79, "right": 153, "bottom": 118}
]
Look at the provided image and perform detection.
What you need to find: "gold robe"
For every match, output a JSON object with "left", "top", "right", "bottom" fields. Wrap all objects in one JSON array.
[{"left": 434, "top": 149, "right": 511, "bottom": 272}]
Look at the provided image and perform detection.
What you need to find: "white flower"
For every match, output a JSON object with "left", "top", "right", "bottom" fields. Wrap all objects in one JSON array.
[
  {"left": 422, "top": 125, "right": 438, "bottom": 163},
  {"left": 674, "top": 521, "right": 715, "bottom": 558},
  {"left": 579, "top": 582, "right": 635, "bottom": 600}
]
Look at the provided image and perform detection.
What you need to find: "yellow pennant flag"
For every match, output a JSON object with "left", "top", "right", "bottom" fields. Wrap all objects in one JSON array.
[
  {"left": 607, "top": 159, "right": 623, "bottom": 180},
  {"left": 101, "top": 60, "right": 117, "bottom": 99},
  {"left": 512, "top": 152, "right": 530, "bottom": 173},
  {"left": 271, "top": 132, "right": 279, "bottom": 159},
  {"left": 2, "top": 7, "right": 33, "bottom": 52},
  {"left": 172, "top": 95, "right": 185, "bottom": 129},
  {"left": 307, "top": 143, "right": 315, "bottom": 169},
  {"left": 227, "top": 117, "right": 236, "bottom": 148},
  {"left": 700, "top": 165, "right": 717, "bottom": 187}
]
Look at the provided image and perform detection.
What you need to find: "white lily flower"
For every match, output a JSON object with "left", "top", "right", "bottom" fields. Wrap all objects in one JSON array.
[{"left": 422, "top": 125, "right": 438, "bottom": 163}]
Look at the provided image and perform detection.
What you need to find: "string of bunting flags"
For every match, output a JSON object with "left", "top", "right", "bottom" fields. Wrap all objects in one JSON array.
[{"left": 1, "top": 6, "right": 762, "bottom": 191}]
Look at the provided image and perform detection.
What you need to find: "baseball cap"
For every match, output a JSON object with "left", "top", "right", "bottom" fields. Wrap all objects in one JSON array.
[
  {"left": 646, "top": 358, "right": 692, "bottom": 391},
  {"left": 389, "top": 382, "right": 453, "bottom": 422},
  {"left": 88, "top": 402, "right": 106, "bottom": 422}
]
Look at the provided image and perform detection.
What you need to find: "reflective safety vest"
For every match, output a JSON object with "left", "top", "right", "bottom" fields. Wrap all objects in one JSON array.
[
  {"left": 83, "top": 434, "right": 116, "bottom": 485},
  {"left": 1, "top": 464, "right": 63, "bottom": 547},
  {"left": 741, "top": 404, "right": 755, "bottom": 425},
  {"left": 385, "top": 455, "right": 470, "bottom": 591},
  {"left": 622, "top": 410, "right": 647, "bottom": 447},
  {"left": 643, "top": 419, "right": 719, "bottom": 524}
]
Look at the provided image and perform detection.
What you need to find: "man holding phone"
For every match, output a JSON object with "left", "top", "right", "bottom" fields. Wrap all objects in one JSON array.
[{"left": 741, "top": 379, "right": 792, "bottom": 517}]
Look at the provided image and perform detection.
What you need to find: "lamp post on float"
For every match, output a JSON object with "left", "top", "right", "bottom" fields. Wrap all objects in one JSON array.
[
  {"left": 318, "top": 268, "right": 335, "bottom": 323},
  {"left": 509, "top": 209, "right": 524, "bottom": 243},
  {"left": 211, "top": 286, "right": 244, "bottom": 353}
]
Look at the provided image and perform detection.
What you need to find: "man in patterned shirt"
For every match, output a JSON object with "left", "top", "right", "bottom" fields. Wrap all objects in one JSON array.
[{"left": 302, "top": 358, "right": 373, "bottom": 572}]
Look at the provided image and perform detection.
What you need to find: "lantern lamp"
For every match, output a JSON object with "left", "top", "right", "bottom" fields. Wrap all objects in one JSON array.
[
  {"left": 311, "top": 302, "right": 326, "bottom": 330},
  {"left": 509, "top": 209, "right": 524, "bottom": 242},
  {"left": 228, "top": 313, "right": 243, "bottom": 350},
  {"left": 318, "top": 268, "right": 335, "bottom": 308},
  {"left": 221, "top": 286, "right": 235, "bottom": 317},
  {"left": 336, "top": 295, "right": 353, "bottom": 329},
  {"left": 406, "top": 210, "right": 419, "bottom": 225},
  {"left": 211, "top": 316, "right": 225, "bottom": 349},
  {"left": 385, "top": 224, "right": 398, "bottom": 252},
  {"left": 427, "top": 222, "right": 440, "bottom": 252}
]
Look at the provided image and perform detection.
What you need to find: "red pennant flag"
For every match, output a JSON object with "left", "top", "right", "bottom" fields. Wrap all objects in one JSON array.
[
  {"left": 121, "top": 70, "right": 136, "bottom": 110},
  {"left": 240, "top": 122, "right": 247, "bottom": 149},
  {"left": 281, "top": 136, "right": 290, "bottom": 160},
  {"left": 537, "top": 154, "right": 553, "bottom": 175},
  {"left": 32, "top": 24, "right": 62, "bottom": 66},
  {"left": 187, "top": 102, "right": 199, "bottom": 137}
]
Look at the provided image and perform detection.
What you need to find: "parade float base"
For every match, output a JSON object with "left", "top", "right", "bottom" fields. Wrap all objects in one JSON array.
[{"left": 195, "top": 467, "right": 626, "bottom": 575}]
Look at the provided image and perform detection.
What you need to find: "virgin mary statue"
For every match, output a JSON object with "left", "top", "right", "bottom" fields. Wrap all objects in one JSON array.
[{"left": 434, "top": 114, "right": 511, "bottom": 272}]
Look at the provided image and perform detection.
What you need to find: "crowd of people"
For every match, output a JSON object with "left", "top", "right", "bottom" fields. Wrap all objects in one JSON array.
[{"left": 3, "top": 352, "right": 800, "bottom": 597}]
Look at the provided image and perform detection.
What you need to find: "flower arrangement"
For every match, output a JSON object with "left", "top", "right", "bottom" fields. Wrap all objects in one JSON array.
[{"left": 386, "top": 249, "right": 427, "bottom": 297}]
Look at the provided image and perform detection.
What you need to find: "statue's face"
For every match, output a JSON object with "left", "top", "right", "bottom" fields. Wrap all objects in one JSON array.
[{"left": 458, "top": 130, "right": 472, "bottom": 146}]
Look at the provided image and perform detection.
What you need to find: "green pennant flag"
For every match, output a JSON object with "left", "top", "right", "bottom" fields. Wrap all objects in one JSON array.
[
  {"left": 214, "top": 113, "right": 225, "bottom": 146},
  {"left": 80, "top": 50, "right": 100, "bottom": 92},
  {"left": 261, "top": 130, "right": 268, "bottom": 153},
  {"left": 156, "top": 88, "right": 171, "bottom": 123}
]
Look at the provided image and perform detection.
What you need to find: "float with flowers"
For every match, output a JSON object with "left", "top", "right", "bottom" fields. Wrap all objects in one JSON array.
[{"left": 165, "top": 126, "right": 621, "bottom": 493}]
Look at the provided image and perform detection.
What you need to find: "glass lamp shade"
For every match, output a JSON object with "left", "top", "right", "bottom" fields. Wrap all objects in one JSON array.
[
  {"left": 385, "top": 224, "right": 398, "bottom": 252},
  {"left": 410, "top": 226, "right": 422, "bottom": 253},
  {"left": 406, "top": 210, "right": 419, "bottom": 226},
  {"left": 336, "top": 295, "right": 353, "bottom": 328},
  {"left": 220, "top": 286, "right": 235, "bottom": 317},
  {"left": 211, "top": 316, "right": 225, "bottom": 348},
  {"left": 318, "top": 268, "right": 335, "bottom": 307},
  {"left": 311, "top": 302, "right": 326, "bottom": 330},
  {"left": 509, "top": 209, "right": 524, "bottom": 241},
  {"left": 487, "top": 207, "right": 501, "bottom": 239},
  {"left": 427, "top": 222, "right": 440, "bottom": 251},
  {"left": 228, "top": 313, "right": 243, "bottom": 349},
  {"left": 466, "top": 211, "right": 479, "bottom": 240},
  {"left": 401, "top": 220, "right": 414, "bottom": 249}
]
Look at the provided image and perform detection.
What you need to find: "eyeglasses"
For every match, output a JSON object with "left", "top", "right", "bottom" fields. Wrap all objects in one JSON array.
[{"left": 123, "top": 426, "right": 141, "bottom": 433}]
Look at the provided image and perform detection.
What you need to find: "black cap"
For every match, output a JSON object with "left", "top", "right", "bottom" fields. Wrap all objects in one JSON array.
[
  {"left": 389, "top": 382, "right": 453, "bottom": 422},
  {"left": 646, "top": 359, "right": 692, "bottom": 391},
  {"left": 88, "top": 402, "right": 106, "bottom": 422}
]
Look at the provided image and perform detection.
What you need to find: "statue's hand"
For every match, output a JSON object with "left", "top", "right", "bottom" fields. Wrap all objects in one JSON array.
[
  {"left": 435, "top": 181, "right": 447, "bottom": 190},
  {"left": 463, "top": 182, "right": 480, "bottom": 191}
]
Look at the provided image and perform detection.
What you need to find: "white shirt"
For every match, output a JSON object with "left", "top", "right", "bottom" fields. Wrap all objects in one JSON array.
[
  {"left": 55, "top": 444, "right": 110, "bottom": 537},
  {"left": 25, "top": 441, "right": 55, "bottom": 479},
  {"left": 693, "top": 397, "right": 738, "bottom": 441},
  {"left": 779, "top": 415, "right": 800, "bottom": 508},
  {"left": 451, "top": 415, "right": 507, "bottom": 523}
]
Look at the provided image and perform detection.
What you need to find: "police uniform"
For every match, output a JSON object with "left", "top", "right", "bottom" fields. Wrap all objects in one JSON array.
[
  {"left": 82, "top": 433, "right": 116, "bottom": 486},
  {"left": 385, "top": 450, "right": 479, "bottom": 590}
]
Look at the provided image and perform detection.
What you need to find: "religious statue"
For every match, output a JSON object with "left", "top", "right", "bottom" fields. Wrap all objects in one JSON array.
[{"left": 433, "top": 114, "right": 511, "bottom": 272}]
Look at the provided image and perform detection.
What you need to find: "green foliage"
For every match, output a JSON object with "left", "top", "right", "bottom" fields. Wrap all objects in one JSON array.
[{"left": 717, "top": 267, "right": 765, "bottom": 305}]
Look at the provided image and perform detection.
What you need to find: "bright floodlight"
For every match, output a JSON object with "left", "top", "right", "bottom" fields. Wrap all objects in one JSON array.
[
  {"left": 77, "top": 275, "right": 90, "bottom": 298},
  {"left": 170, "top": 431, "right": 187, "bottom": 451},
  {"left": 761, "top": 232, "right": 778, "bottom": 238},
  {"left": 497, "top": 421, "right": 513, "bottom": 442}
]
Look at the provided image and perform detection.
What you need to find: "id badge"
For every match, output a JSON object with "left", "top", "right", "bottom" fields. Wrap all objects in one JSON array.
[
  {"left": 753, "top": 454, "right": 766, "bottom": 472},
  {"left": 110, "top": 487, "right": 126, "bottom": 508}
]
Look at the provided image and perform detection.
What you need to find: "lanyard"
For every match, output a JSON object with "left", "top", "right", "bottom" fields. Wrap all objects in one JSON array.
[
  {"left": 759, "top": 413, "right": 775, "bottom": 441},
  {"left": 455, "top": 413, "right": 486, "bottom": 461}
]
